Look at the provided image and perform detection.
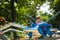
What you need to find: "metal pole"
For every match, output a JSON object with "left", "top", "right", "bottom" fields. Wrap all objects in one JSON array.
[{"left": 46, "top": 11, "right": 60, "bottom": 22}]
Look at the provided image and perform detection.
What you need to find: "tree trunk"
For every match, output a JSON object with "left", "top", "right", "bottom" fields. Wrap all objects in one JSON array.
[
  {"left": 10, "top": 0, "right": 17, "bottom": 40},
  {"left": 11, "top": 0, "right": 15, "bottom": 22}
]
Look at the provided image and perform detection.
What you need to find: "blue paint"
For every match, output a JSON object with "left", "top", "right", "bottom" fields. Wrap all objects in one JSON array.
[
  {"left": 30, "top": 22, "right": 37, "bottom": 28},
  {"left": 28, "top": 32, "right": 32, "bottom": 37},
  {"left": 38, "top": 22, "right": 53, "bottom": 37}
]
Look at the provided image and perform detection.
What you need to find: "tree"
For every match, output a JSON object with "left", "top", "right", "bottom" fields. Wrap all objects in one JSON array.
[
  {"left": 11, "top": 0, "right": 15, "bottom": 22},
  {"left": 48, "top": 0, "right": 60, "bottom": 28}
]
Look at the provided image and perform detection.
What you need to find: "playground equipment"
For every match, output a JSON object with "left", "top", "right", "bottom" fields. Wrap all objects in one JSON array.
[
  {"left": 38, "top": 22, "right": 53, "bottom": 37},
  {"left": 0, "top": 11, "right": 60, "bottom": 40},
  {"left": 0, "top": 22, "right": 50, "bottom": 40},
  {"left": 0, "top": 23, "right": 28, "bottom": 40}
]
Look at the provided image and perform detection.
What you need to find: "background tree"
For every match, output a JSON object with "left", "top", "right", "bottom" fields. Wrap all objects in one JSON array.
[{"left": 48, "top": 0, "right": 60, "bottom": 28}]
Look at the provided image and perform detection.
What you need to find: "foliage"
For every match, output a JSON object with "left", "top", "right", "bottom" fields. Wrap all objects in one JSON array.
[
  {"left": 48, "top": 0, "right": 60, "bottom": 28},
  {"left": 0, "top": 0, "right": 46, "bottom": 25}
]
